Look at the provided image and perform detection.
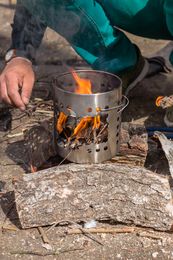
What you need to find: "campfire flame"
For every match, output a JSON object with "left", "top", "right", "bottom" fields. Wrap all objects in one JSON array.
[
  {"left": 56, "top": 70, "right": 102, "bottom": 145},
  {"left": 156, "top": 96, "right": 164, "bottom": 107},
  {"left": 71, "top": 70, "right": 92, "bottom": 95},
  {"left": 72, "top": 70, "right": 100, "bottom": 132}
]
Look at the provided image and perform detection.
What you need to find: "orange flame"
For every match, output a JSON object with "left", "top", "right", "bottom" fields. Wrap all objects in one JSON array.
[
  {"left": 56, "top": 70, "right": 101, "bottom": 140},
  {"left": 71, "top": 70, "right": 92, "bottom": 94},
  {"left": 156, "top": 96, "right": 164, "bottom": 107}
]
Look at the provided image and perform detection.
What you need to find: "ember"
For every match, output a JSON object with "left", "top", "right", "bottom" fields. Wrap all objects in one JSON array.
[{"left": 56, "top": 70, "right": 108, "bottom": 149}]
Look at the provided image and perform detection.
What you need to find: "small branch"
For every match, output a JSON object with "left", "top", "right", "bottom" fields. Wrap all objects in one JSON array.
[
  {"left": 66, "top": 221, "right": 104, "bottom": 246},
  {"left": 2, "top": 225, "right": 18, "bottom": 232},
  {"left": 137, "top": 231, "right": 165, "bottom": 241},
  {"left": 10, "top": 247, "right": 84, "bottom": 256},
  {"left": 67, "top": 227, "right": 135, "bottom": 235},
  {"left": 34, "top": 109, "right": 53, "bottom": 116},
  {"left": 38, "top": 227, "right": 50, "bottom": 244},
  {"left": 6, "top": 132, "right": 23, "bottom": 138}
]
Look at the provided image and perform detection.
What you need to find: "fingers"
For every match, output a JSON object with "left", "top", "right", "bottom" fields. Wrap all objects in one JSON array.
[
  {"left": 0, "top": 76, "right": 12, "bottom": 105},
  {"left": 0, "top": 59, "right": 35, "bottom": 110},
  {"left": 5, "top": 74, "right": 26, "bottom": 110},
  {"left": 21, "top": 73, "right": 35, "bottom": 105},
  {"left": 0, "top": 75, "right": 26, "bottom": 110}
]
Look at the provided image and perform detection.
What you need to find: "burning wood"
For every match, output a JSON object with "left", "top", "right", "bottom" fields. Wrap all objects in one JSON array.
[
  {"left": 57, "top": 112, "right": 108, "bottom": 148},
  {"left": 56, "top": 70, "right": 108, "bottom": 149},
  {"left": 156, "top": 95, "right": 173, "bottom": 109},
  {"left": 56, "top": 112, "right": 67, "bottom": 134}
]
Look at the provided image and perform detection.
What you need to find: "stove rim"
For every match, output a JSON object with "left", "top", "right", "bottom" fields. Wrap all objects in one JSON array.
[{"left": 52, "top": 69, "right": 122, "bottom": 97}]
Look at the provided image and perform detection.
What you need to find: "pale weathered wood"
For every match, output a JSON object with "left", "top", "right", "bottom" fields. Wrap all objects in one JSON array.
[{"left": 14, "top": 163, "right": 173, "bottom": 231}]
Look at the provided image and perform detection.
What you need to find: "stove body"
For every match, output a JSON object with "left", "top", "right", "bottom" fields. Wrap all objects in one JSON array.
[{"left": 53, "top": 70, "right": 123, "bottom": 163}]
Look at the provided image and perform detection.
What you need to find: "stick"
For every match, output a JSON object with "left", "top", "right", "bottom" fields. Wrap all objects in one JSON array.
[
  {"left": 38, "top": 227, "right": 50, "bottom": 244},
  {"left": 10, "top": 248, "right": 84, "bottom": 256},
  {"left": 67, "top": 227, "right": 135, "bottom": 235},
  {"left": 35, "top": 110, "right": 53, "bottom": 115},
  {"left": 2, "top": 225, "right": 18, "bottom": 232},
  {"left": 137, "top": 231, "right": 165, "bottom": 240},
  {"left": 66, "top": 221, "right": 104, "bottom": 246},
  {"left": 7, "top": 132, "right": 23, "bottom": 138}
]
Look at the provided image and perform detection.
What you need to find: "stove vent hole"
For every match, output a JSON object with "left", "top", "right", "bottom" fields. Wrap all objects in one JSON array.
[
  {"left": 88, "top": 107, "right": 92, "bottom": 113},
  {"left": 67, "top": 105, "right": 72, "bottom": 110},
  {"left": 104, "top": 146, "right": 108, "bottom": 151},
  {"left": 87, "top": 149, "right": 92, "bottom": 153},
  {"left": 96, "top": 148, "right": 100, "bottom": 152}
]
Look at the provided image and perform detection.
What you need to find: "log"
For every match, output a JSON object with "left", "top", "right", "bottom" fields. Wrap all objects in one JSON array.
[
  {"left": 113, "top": 122, "right": 148, "bottom": 167},
  {"left": 14, "top": 163, "right": 173, "bottom": 231}
]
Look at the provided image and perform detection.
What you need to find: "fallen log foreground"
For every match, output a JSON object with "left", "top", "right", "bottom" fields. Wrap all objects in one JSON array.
[{"left": 14, "top": 163, "right": 173, "bottom": 231}]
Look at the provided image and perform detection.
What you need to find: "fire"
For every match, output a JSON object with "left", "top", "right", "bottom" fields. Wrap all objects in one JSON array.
[
  {"left": 56, "top": 70, "right": 101, "bottom": 144},
  {"left": 71, "top": 70, "right": 92, "bottom": 94},
  {"left": 156, "top": 96, "right": 164, "bottom": 107},
  {"left": 71, "top": 70, "right": 100, "bottom": 132}
]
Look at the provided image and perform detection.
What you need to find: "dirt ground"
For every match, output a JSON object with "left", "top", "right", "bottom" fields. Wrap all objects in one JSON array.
[{"left": 1, "top": 1, "right": 173, "bottom": 259}]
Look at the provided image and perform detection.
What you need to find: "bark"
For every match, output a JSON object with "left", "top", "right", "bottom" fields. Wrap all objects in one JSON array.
[
  {"left": 117, "top": 123, "right": 148, "bottom": 166},
  {"left": 14, "top": 163, "right": 173, "bottom": 231}
]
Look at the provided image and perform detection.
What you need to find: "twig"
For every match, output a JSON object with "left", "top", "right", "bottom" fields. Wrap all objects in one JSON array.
[
  {"left": 2, "top": 225, "right": 18, "bottom": 232},
  {"left": 67, "top": 227, "right": 135, "bottom": 235},
  {"left": 46, "top": 220, "right": 104, "bottom": 246},
  {"left": 67, "top": 221, "right": 104, "bottom": 246},
  {"left": 57, "top": 150, "right": 72, "bottom": 166},
  {"left": 2, "top": 123, "right": 24, "bottom": 139},
  {"left": 38, "top": 227, "right": 50, "bottom": 244},
  {"left": 0, "top": 132, "right": 24, "bottom": 143},
  {"left": 137, "top": 231, "right": 164, "bottom": 241},
  {"left": 12, "top": 113, "right": 28, "bottom": 121},
  {"left": 10, "top": 248, "right": 84, "bottom": 256},
  {"left": 96, "top": 123, "right": 108, "bottom": 139},
  {"left": 7, "top": 132, "right": 23, "bottom": 138},
  {"left": 35, "top": 109, "right": 53, "bottom": 116}
]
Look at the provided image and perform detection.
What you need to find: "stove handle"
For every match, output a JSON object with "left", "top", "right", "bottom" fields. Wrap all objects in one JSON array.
[{"left": 100, "top": 95, "right": 129, "bottom": 113}]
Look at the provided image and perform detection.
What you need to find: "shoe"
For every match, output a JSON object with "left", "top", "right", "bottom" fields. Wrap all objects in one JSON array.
[
  {"left": 164, "top": 107, "right": 173, "bottom": 127},
  {"left": 120, "top": 45, "right": 171, "bottom": 96}
]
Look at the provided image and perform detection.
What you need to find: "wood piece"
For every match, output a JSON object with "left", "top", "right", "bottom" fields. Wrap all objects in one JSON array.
[
  {"left": 14, "top": 163, "right": 173, "bottom": 231},
  {"left": 108, "top": 122, "right": 148, "bottom": 167},
  {"left": 154, "top": 131, "right": 173, "bottom": 179},
  {"left": 120, "top": 122, "right": 148, "bottom": 156},
  {"left": 137, "top": 231, "right": 164, "bottom": 241},
  {"left": 67, "top": 227, "right": 135, "bottom": 235},
  {"left": 38, "top": 227, "right": 50, "bottom": 244},
  {"left": 1, "top": 225, "right": 18, "bottom": 232}
]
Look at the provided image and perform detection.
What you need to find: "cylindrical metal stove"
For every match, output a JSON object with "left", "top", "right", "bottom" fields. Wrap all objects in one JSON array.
[{"left": 52, "top": 70, "right": 127, "bottom": 163}]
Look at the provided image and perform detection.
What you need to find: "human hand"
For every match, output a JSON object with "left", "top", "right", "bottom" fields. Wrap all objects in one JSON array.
[{"left": 0, "top": 57, "right": 35, "bottom": 110}]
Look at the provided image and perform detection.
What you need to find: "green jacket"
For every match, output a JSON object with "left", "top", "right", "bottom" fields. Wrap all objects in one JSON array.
[{"left": 11, "top": 0, "right": 173, "bottom": 71}]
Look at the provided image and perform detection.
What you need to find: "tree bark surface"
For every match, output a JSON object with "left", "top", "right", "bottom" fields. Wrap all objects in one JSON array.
[{"left": 14, "top": 163, "right": 173, "bottom": 231}]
